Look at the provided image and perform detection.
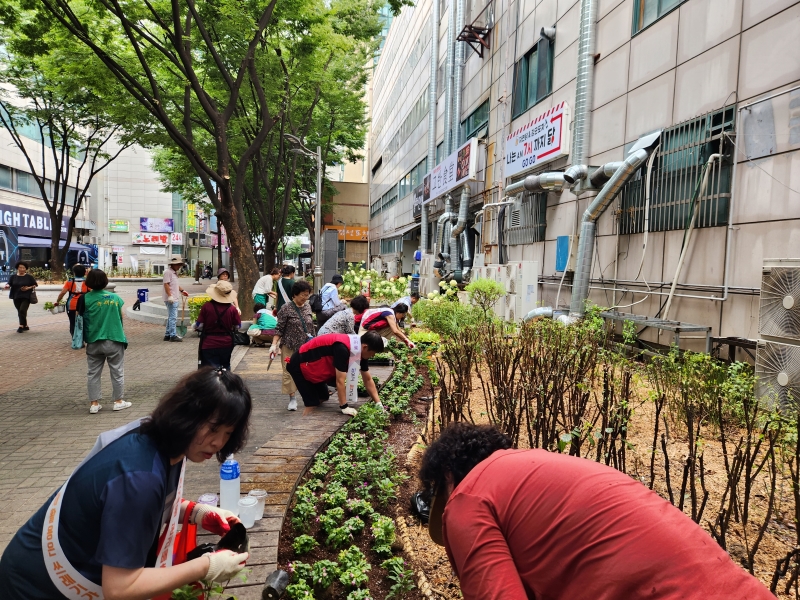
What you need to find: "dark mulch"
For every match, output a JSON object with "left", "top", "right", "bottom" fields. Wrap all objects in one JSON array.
[{"left": 277, "top": 374, "right": 434, "bottom": 600}]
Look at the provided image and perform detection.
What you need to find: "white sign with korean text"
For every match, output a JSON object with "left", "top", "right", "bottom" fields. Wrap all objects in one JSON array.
[
  {"left": 422, "top": 138, "right": 479, "bottom": 205},
  {"left": 505, "top": 102, "right": 570, "bottom": 178},
  {"left": 171, "top": 232, "right": 183, "bottom": 245}
]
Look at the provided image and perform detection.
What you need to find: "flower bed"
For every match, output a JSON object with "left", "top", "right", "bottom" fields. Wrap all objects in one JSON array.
[
  {"left": 278, "top": 344, "right": 431, "bottom": 600},
  {"left": 340, "top": 265, "right": 408, "bottom": 303}
]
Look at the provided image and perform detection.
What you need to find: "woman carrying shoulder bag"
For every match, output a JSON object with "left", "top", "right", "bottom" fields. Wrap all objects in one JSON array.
[
  {"left": 4, "top": 261, "right": 38, "bottom": 333},
  {"left": 197, "top": 280, "right": 242, "bottom": 370},
  {"left": 270, "top": 280, "right": 314, "bottom": 411},
  {"left": 0, "top": 367, "right": 252, "bottom": 600}
]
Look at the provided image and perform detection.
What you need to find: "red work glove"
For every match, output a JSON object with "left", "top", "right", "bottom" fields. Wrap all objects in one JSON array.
[{"left": 192, "top": 504, "right": 239, "bottom": 536}]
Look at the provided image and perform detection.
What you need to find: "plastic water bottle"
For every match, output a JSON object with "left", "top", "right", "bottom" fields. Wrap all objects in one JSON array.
[{"left": 220, "top": 454, "right": 241, "bottom": 516}]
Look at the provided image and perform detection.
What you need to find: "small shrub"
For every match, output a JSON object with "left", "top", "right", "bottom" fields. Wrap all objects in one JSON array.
[
  {"left": 412, "top": 297, "right": 483, "bottom": 337},
  {"left": 326, "top": 525, "right": 353, "bottom": 549},
  {"left": 346, "top": 590, "right": 374, "bottom": 600},
  {"left": 286, "top": 580, "right": 315, "bottom": 599},
  {"left": 319, "top": 507, "right": 345, "bottom": 534},
  {"left": 346, "top": 498, "right": 374, "bottom": 518},
  {"left": 465, "top": 278, "right": 505, "bottom": 319},
  {"left": 292, "top": 535, "right": 318, "bottom": 556},
  {"left": 321, "top": 482, "right": 348, "bottom": 509},
  {"left": 311, "top": 559, "right": 339, "bottom": 589},
  {"left": 343, "top": 516, "right": 365, "bottom": 535},
  {"left": 289, "top": 561, "right": 313, "bottom": 583},
  {"left": 370, "top": 515, "right": 396, "bottom": 557},
  {"left": 382, "top": 557, "right": 416, "bottom": 599}
]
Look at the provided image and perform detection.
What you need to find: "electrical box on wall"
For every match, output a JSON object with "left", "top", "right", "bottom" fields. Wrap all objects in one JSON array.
[{"left": 556, "top": 235, "right": 577, "bottom": 272}]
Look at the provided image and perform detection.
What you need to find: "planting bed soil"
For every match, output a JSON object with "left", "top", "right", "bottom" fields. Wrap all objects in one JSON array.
[{"left": 277, "top": 343, "right": 446, "bottom": 600}]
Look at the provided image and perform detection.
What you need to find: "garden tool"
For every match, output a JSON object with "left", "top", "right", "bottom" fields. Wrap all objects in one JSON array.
[{"left": 176, "top": 295, "right": 188, "bottom": 336}]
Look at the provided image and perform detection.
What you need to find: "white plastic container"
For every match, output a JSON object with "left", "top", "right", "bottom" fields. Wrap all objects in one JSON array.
[
  {"left": 238, "top": 496, "right": 258, "bottom": 529},
  {"left": 248, "top": 489, "right": 268, "bottom": 520},
  {"left": 219, "top": 455, "right": 240, "bottom": 516}
]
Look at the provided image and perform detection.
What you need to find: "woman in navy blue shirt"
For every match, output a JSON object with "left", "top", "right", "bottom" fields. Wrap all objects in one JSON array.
[{"left": 0, "top": 367, "right": 253, "bottom": 600}]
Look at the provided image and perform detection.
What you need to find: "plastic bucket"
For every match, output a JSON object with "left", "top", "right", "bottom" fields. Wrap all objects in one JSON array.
[{"left": 137, "top": 288, "right": 149, "bottom": 303}]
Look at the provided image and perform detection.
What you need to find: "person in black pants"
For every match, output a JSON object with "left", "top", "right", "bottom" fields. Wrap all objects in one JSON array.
[
  {"left": 4, "top": 261, "right": 38, "bottom": 333},
  {"left": 197, "top": 280, "right": 241, "bottom": 369}
]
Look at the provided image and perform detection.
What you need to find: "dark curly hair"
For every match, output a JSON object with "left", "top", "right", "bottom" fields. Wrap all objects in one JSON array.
[{"left": 419, "top": 423, "right": 511, "bottom": 499}]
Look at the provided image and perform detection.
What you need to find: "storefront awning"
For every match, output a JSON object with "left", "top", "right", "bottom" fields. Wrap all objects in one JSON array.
[
  {"left": 18, "top": 235, "right": 92, "bottom": 251},
  {"left": 382, "top": 222, "right": 420, "bottom": 240}
]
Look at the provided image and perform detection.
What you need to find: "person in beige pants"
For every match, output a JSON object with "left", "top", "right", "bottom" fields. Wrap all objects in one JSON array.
[{"left": 269, "top": 280, "right": 315, "bottom": 411}]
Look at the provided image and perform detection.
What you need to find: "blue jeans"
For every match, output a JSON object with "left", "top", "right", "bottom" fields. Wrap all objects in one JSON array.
[{"left": 165, "top": 300, "right": 178, "bottom": 337}]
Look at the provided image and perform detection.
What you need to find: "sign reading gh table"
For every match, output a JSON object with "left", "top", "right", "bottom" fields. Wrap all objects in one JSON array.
[{"left": 505, "top": 102, "right": 570, "bottom": 178}]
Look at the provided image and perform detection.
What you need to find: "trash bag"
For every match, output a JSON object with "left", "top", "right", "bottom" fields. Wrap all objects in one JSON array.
[
  {"left": 410, "top": 491, "right": 430, "bottom": 523},
  {"left": 71, "top": 314, "right": 84, "bottom": 350}
]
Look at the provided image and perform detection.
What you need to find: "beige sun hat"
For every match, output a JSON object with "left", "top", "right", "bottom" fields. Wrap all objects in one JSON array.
[
  {"left": 206, "top": 280, "right": 238, "bottom": 304},
  {"left": 168, "top": 255, "right": 185, "bottom": 265}
]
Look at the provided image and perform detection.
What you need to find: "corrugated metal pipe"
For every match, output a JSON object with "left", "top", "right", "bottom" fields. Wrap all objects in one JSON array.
[
  {"left": 422, "top": 0, "right": 441, "bottom": 254},
  {"left": 572, "top": 0, "right": 597, "bottom": 168},
  {"left": 451, "top": 184, "right": 470, "bottom": 238},
  {"left": 443, "top": 0, "right": 456, "bottom": 153},
  {"left": 523, "top": 306, "right": 554, "bottom": 321},
  {"left": 504, "top": 172, "right": 566, "bottom": 197},
  {"left": 569, "top": 148, "right": 650, "bottom": 317},
  {"left": 563, "top": 164, "right": 588, "bottom": 185},
  {"left": 437, "top": 194, "right": 454, "bottom": 260},
  {"left": 589, "top": 161, "right": 625, "bottom": 188},
  {"left": 452, "top": 0, "right": 466, "bottom": 148}
]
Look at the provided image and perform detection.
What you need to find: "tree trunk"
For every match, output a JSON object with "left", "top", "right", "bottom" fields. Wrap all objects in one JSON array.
[{"left": 49, "top": 213, "right": 66, "bottom": 282}]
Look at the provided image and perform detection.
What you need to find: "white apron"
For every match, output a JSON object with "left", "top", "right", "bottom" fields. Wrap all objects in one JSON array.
[{"left": 346, "top": 334, "right": 362, "bottom": 404}]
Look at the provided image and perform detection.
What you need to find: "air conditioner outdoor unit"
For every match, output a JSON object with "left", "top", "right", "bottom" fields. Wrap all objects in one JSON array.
[
  {"left": 386, "top": 261, "right": 398, "bottom": 277},
  {"left": 371, "top": 258, "right": 383, "bottom": 272},
  {"left": 471, "top": 266, "right": 485, "bottom": 282},
  {"left": 492, "top": 265, "right": 507, "bottom": 318},
  {"left": 505, "top": 293, "right": 518, "bottom": 323},
  {"left": 759, "top": 260, "right": 800, "bottom": 343},
  {"left": 506, "top": 263, "right": 519, "bottom": 294},
  {"left": 473, "top": 253, "right": 486, "bottom": 268},
  {"left": 519, "top": 261, "right": 538, "bottom": 316},
  {"left": 756, "top": 340, "right": 800, "bottom": 410}
]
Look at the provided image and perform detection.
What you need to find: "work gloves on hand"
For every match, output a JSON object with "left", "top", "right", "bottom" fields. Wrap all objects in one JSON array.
[
  {"left": 192, "top": 504, "right": 238, "bottom": 536},
  {"left": 166, "top": 296, "right": 176, "bottom": 303},
  {"left": 269, "top": 344, "right": 278, "bottom": 360},
  {"left": 406, "top": 341, "right": 416, "bottom": 350},
  {"left": 205, "top": 549, "right": 249, "bottom": 583}
]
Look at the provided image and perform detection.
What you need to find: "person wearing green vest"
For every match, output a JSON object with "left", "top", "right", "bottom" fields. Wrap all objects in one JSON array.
[{"left": 83, "top": 268, "right": 131, "bottom": 415}]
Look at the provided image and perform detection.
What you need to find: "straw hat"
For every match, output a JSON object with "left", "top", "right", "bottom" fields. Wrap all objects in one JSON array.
[
  {"left": 206, "top": 280, "right": 238, "bottom": 304},
  {"left": 168, "top": 255, "right": 185, "bottom": 265}
]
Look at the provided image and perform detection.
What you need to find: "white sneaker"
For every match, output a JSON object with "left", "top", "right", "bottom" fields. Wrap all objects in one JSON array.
[
  {"left": 89, "top": 404, "right": 102, "bottom": 414},
  {"left": 113, "top": 401, "right": 132, "bottom": 411},
  {"left": 287, "top": 397, "right": 298, "bottom": 411},
  {"left": 341, "top": 407, "right": 358, "bottom": 417}
]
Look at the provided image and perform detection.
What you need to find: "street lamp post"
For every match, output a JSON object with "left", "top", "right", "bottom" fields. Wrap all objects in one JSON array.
[
  {"left": 285, "top": 134, "right": 324, "bottom": 292},
  {"left": 336, "top": 219, "right": 347, "bottom": 271}
]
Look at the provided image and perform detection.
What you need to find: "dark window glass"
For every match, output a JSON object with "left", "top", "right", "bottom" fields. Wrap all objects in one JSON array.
[
  {"left": 633, "top": 0, "right": 686, "bottom": 34},
  {"left": 512, "top": 39, "right": 553, "bottom": 119}
]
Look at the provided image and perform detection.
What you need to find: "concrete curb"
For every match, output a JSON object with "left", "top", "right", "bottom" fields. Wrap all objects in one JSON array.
[{"left": 35, "top": 284, "right": 116, "bottom": 292}]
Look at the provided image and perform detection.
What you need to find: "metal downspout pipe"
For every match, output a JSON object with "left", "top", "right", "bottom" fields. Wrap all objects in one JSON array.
[
  {"left": 421, "top": 0, "right": 441, "bottom": 255},
  {"left": 569, "top": 148, "right": 651, "bottom": 317},
  {"left": 571, "top": 0, "right": 597, "bottom": 171},
  {"left": 443, "top": 0, "right": 457, "bottom": 154},
  {"left": 452, "top": 0, "right": 466, "bottom": 149},
  {"left": 437, "top": 194, "right": 454, "bottom": 261}
]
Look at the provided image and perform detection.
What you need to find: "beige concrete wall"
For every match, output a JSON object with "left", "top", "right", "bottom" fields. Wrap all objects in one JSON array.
[{"left": 370, "top": 0, "right": 800, "bottom": 347}]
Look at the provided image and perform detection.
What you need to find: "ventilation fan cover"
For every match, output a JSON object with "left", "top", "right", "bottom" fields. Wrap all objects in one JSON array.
[
  {"left": 756, "top": 341, "right": 800, "bottom": 409},
  {"left": 759, "top": 267, "right": 800, "bottom": 340}
]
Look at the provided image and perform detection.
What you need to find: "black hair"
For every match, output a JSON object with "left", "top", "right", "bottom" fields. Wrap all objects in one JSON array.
[
  {"left": 410, "top": 292, "right": 420, "bottom": 300},
  {"left": 361, "top": 331, "right": 385, "bottom": 352},
  {"left": 350, "top": 295, "right": 369, "bottom": 314},
  {"left": 14, "top": 261, "right": 28, "bottom": 270},
  {"left": 419, "top": 423, "right": 511, "bottom": 500},
  {"left": 253, "top": 303, "right": 266, "bottom": 312},
  {"left": 85, "top": 269, "right": 108, "bottom": 290},
  {"left": 270, "top": 267, "right": 281, "bottom": 276},
  {"left": 291, "top": 280, "right": 312, "bottom": 297},
  {"left": 331, "top": 274, "right": 344, "bottom": 285},
  {"left": 393, "top": 302, "right": 409, "bottom": 314},
  {"left": 140, "top": 367, "right": 252, "bottom": 462},
  {"left": 72, "top": 264, "right": 86, "bottom": 278},
  {"left": 281, "top": 265, "right": 296, "bottom": 276}
]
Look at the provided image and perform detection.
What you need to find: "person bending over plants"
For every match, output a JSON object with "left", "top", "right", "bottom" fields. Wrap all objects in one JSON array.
[
  {"left": 286, "top": 331, "right": 385, "bottom": 417},
  {"left": 419, "top": 422, "right": 774, "bottom": 600}
]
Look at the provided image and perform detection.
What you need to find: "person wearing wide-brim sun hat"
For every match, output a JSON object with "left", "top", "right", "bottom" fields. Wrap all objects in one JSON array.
[
  {"left": 197, "top": 280, "right": 241, "bottom": 370},
  {"left": 216, "top": 267, "right": 240, "bottom": 314},
  {"left": 163, "top": 255, "right": 189, "bottom": 342}
]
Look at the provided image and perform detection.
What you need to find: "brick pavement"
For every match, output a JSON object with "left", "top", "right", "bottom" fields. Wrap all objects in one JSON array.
[{"left": 0, "top": 288, "right": 389, "bottom": 597}]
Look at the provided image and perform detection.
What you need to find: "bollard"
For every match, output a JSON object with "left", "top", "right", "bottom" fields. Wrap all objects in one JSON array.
[{"left": 262, "top": 569, "right": 290, "bottom": 599}]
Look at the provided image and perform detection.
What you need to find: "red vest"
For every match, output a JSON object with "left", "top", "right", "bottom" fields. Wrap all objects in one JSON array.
[{"left": 298, "top": 334, "right": 352, "bottom": 383}]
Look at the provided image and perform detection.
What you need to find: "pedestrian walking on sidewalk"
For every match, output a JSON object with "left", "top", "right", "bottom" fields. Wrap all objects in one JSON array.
[
  {"left": 0, "top": 367, "right": 252, "bottom": 600},
  {"left": 164, "top": 255, "right": 189, "bottom": 342},
  {"left": 274, "top": 264, "right": 296, "bottom": 311},
  {"left": 198, "top": 280, "right": 241, "bottom": 370},
  {"left": 270, "top": 280, "right": 314, "bottom": 411},
  {"left": 56, "top": 263, "right": 87, "bottom": 335},
  {"left": 84, "top": 268, "right": 131, "bottom": 415},
  {"left": 4, "top": 261, "right": 38, "bottom": 333}
]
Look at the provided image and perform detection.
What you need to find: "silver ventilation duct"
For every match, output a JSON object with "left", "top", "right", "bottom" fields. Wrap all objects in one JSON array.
[
  {"left": 589, "top": 161, "right": 624, "bottom": 187},
  {"left": 571, "top": 0, "right": 597, "bottom": 170},
  {"left": 569, "top": 148, "right": 650, "bottom": 316},
  {"left": 451, "top": 184, "right": 470, "bottom": 239},
  {"left": 422, "top": 0, "right": 441, "bottom": 254},
  {"left": 443, "top": 0, "right": 457, "bottom": 153},
  {"left": 437, "top": 194, "right": 454, "bottom": 260},
  {"left": 563, "top": 164, "right": 588, "bottom": 185},
  {"left": 452, "top": 0, "right": 466, "bottom": 149},
  {"left": 504, "top": 172, "right": 567, "bottom": 196}
]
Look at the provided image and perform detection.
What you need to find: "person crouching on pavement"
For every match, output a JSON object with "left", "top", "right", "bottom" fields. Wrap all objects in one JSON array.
[
  {"left": 0, "top": 367, "right": 252, "bottom": 600},
  {"left": 419, "top": 422, "right": 775, "bottom": 600},
  {"left": 359, "top": 303, "right": 415, "bottom": 349},
  {"left": 287, "top": 331, "right": 385, "bottom": 417},
  {"left": 248, "top": 302, "right": 278, "bottom": 346}
]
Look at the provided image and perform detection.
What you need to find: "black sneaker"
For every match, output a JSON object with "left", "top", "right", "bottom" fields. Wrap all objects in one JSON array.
[
  {"left": 169, "top": 336, "right": 183, "bottom": 342},
  {"left": 23, "top": 326, "right": 29, "bottom": 331},
  {"left": 17, "top": 327, "right": 23, "bottom": 333},
  {"left": 164, "top": 335, "right": 171, "bottom": 341}
]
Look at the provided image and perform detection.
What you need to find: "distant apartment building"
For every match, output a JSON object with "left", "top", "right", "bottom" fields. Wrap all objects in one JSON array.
[{"left": 368, "top": 0, "right": 800, "bottom": 350}]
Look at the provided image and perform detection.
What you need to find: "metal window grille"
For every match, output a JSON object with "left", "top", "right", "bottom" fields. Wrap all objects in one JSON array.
[
  {"left": 506, "top": 191, "right": 547, "bottom": 245},
  {"left": 619, "top": 105, "right": 735, "bottom": 235}
]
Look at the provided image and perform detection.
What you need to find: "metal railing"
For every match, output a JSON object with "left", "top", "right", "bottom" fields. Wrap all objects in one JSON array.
[
  {"left": 506, "top": 191, "right": 547, "bottom": 245},
  {"left": 620, "top": 105, "right": 735, "bottom": 234}
]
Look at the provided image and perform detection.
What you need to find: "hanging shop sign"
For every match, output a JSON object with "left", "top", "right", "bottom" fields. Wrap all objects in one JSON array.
[
  {"left": 140, "top": 217, "right": 174, "bottom": 232},
  {"left": 112, "top": 246, "right": 125, "bottom": 253},
  {"left": 170, "top": 232, "right": 183, "bottom": 245},
  {"left": 324, "top": 226, "right": 369, "bottom": 241},
  {"left": 505, "top": 101, "right": 570, "bottom": 178},
  {"left": 421, "top": 138, "right": 479, "bottom": 205},
  {"left": 0, "top": 202, "right": 67, "bottom": 238},
  {"left": 186, "top": 204, "right": 197, "bottom": 232},
  {"left": 412, "top": 184, "right": 424, "bottom": 219},
  {"left": 108, "top": 219, "right": 130, "bottom": 232},
  {"left": 133, "top": 233, "right": 169, "bottom": 245}
]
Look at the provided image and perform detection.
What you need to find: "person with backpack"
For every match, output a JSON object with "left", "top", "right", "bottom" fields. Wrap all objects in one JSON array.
[
  {"left": 56, "top": 264, "right": 87, "bottom": 335},
  {"left": 197, "top": 280, "right": 242, "bottom": 370},
  {"left": 314, "top": 274, "right": 346, "bottom": 329},
  {"left": 83, "top": 269, "right": 131, "bottom": 414}
]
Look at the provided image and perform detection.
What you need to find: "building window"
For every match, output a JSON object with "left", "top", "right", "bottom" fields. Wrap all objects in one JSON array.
[
  {"left": 436, "top": 142, "right": 444, "bottom": 164},
  {"left": 633, "top": 0, "right": 686, "bottom": 34},
  {"left": 411, "top": 158, "right": 427, "bottom": 187},
  {"left": 16, "top": 171, "right": 33, "bottom": 195},
  {"left": 512, "top": 39, "right": 553, "bottom": 119},
  {"left": 399, "top": 172, "right": 412, "bottom": 199},
  {"left": 0, "top": 165, "right": 11, "bottom": 190},
  {"left": 505, "top": 191, "right": 548, "bottom": 245},
  {"left": 380, "top": 237, "right": 401, "bottom": 254},
  {"left": 461, "top": 99, "right": 490, "bottom": 142},
  {"left": 620, "top": 105, "right": 735, "bottom": 235}
]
